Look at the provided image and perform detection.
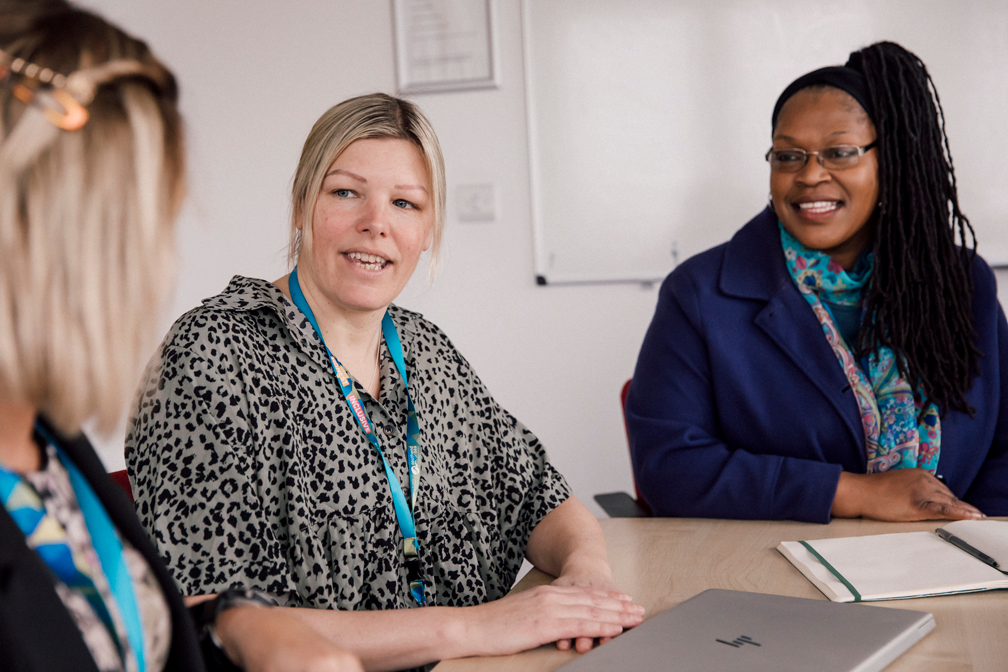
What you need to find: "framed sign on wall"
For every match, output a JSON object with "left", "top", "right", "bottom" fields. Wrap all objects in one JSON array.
[{"left": 393, "top": 0, "right": 498, "bottom": 94}]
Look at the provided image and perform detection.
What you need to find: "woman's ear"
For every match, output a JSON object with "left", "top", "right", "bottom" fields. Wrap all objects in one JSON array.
[{"left": 296, "top": 207, "right": 315, "bottom": 259}]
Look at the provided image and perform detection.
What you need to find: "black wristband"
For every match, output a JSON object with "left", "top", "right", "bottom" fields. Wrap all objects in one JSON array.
[{"left": 190, "top": 589, "right": 278, "bottom": 672}]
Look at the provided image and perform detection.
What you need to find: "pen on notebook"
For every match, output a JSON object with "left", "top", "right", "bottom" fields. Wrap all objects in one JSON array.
[{"left": 935, "top": 528, "right": 999, "bottom": 569}]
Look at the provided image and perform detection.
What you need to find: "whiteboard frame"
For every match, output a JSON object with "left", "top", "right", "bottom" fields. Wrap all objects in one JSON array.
[
  {"left": 520, "top": 0, "right": 665, "bottom": 287},
  {"left": 519, "top": 0, "right": 1008, "bottom": 284}
]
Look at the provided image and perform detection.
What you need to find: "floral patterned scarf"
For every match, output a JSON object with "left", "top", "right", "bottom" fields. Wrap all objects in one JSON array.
[{"left": 780, "top": 223, "right": 940, "bottom": 473}]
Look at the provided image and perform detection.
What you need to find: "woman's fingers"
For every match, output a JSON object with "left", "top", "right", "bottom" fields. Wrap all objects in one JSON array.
[
  {"left": 912, "top": 474, "right": 983, "bottom": 520},
  {"left": 566, "top": 585, "right": 637, "bottom": 605},
  {"left": 555, "top": 633, "right": 619, "bottom": 653},
  {"left": 918, "top": 491, "right": 983, "bottom": 520},
  {"left": 529, "top": 585, "right": 644, "bottom": 642},
  {"left": 474, "top": 584, "right": 644, "bottom": 657},
  {"left": 526, "top": 584, "right": 643, "bottom": 617}
]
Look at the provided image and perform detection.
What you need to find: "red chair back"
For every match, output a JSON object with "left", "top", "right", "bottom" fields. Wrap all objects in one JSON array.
[
  {"left": 620, "top": 379, "right": 647, "bottom": 506},
  {"left": 108, "top": 469, "right": 134, "bottom": 506}
]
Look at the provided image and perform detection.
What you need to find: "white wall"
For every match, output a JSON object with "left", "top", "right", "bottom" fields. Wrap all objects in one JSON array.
[{"left": 78, "top": 0, "right": 1008, "bottom": 518}]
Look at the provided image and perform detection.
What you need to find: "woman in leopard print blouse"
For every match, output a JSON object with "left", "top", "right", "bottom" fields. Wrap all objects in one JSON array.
[{"left": 127, "top": 93, "right": 644, "bottom": 671}]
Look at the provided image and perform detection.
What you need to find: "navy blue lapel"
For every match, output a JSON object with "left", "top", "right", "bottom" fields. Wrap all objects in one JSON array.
[{"left": 720, "top": 208, "right": 864, "bottom": 453}]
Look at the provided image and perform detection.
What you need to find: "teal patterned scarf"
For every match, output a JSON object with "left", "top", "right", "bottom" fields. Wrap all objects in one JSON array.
[{"left": 780, "top": 223, "right": 940, "bottom": 473}]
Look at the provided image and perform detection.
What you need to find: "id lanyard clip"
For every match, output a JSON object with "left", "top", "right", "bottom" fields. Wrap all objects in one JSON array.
[
  {"left": 289, "top": 268, "right": 428, "bottom": 606},
  {"left": 403, "top": 536, "right": 426, "bottom": 605}
]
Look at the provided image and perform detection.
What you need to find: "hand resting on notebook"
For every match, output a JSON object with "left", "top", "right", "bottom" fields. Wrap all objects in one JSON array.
[{"left": 832, "top": 469, "right": 984, "bottom": 522}]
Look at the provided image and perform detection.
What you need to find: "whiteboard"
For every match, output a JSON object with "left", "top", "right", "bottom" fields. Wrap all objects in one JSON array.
[{"left": 522, "top": 0, "right": 1008, "bottom": 285}]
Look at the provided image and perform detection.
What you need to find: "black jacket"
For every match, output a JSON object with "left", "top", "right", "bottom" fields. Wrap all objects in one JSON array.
[{"left": 0, "top": 418, "right": 207, "bottom": 672}]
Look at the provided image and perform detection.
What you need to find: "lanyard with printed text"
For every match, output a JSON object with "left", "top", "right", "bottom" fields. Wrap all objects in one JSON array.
[{"left": 289, "top": 267, "right": 427, "bottom": 605}]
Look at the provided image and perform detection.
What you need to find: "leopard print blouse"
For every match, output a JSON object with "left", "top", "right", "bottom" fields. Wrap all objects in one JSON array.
[{"left": 126, "top": 276, "right": 571, "bottom": 612}]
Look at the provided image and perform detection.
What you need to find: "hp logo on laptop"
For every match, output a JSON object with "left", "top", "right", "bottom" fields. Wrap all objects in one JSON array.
[{"left": 716, "top": 635, "right": 761, "bottom": 648}]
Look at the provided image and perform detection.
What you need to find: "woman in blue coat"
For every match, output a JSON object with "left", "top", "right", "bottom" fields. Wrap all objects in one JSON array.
[{"left": 627, "top": 41, "right": 1008, "bottom": 523}]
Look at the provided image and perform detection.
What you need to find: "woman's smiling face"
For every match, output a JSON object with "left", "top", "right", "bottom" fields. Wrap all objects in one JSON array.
[
  {"left": 770, "top": 87, "right": 879, "bottom": 270},
  {"left": 298, "top": 137, "right": 433, "bottom": 317}
]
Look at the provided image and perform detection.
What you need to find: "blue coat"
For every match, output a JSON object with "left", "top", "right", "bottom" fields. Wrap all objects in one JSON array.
[{"left": 626, "top": 208, "right": 1008, "bottom": 523}]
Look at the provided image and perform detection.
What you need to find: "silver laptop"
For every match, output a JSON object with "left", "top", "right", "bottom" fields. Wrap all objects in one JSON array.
[{"left": 560, "top": 589, "right": 934, "bottom": 672}]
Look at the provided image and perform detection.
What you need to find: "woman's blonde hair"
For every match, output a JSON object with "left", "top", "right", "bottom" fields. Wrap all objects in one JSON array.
[
  {"left": 0, "top": 2, "right": 185, "bottom": 435},
  {"left": 289, "top": 93, "right": 445, "bottom": 281}
]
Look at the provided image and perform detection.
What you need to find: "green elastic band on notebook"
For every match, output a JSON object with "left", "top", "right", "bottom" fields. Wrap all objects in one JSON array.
[{"left": 799, "top": 540, "right": 862, "bottom": 602}]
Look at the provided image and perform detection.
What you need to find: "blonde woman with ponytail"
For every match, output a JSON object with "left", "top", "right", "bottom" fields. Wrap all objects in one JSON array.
[{"left": 0, "top": 2, "right": 361, "bottom": 671}]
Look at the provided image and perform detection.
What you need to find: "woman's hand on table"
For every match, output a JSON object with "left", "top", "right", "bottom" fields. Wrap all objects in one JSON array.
[
  {"left": 214, "top": 605, "right": 364, "bottom": 672},
  {"left": 832, "top": 469, "right": 985, "bottom": 521},
  {"left": 463, "top": 582, "right": 644, "bottom": 657},
  {"left": 524, "top": 495, "right": 645, "bottom": 653},
  {"left": 551, "top": 556, "right": 635, "bottom": 652}
]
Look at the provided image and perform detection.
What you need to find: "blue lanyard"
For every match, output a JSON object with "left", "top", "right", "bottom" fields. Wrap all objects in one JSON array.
[{"left": 288, "top": 267, "right": 427, "bottom": 604}]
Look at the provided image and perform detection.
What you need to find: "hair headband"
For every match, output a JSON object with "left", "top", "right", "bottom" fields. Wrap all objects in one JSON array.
[{"left": 771, "top": 53, "right": 874, "bottom": 131}]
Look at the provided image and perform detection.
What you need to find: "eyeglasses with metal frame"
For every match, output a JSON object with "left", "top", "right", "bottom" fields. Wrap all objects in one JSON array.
[{"left": 765, "top": 142, "right": 878, "bottom": 172}]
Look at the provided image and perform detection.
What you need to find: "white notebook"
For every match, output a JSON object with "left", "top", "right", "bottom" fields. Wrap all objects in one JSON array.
[{"left": 778, "top": 520, "right": 1008, "bottom": 602}]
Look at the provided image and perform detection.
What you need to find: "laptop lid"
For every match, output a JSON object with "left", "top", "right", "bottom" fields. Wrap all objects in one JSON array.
[{"left": 559, "top": 589, "right": 934, "bottom": 672}]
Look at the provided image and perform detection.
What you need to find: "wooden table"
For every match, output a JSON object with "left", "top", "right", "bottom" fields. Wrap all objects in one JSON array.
[{"left": 435, "top": 517, "right": 1008, "bottom": 671}]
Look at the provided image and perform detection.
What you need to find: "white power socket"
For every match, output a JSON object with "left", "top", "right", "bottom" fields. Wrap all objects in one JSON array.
[{"left": 455, "top": 183, "right": 496, "bottom": 223}]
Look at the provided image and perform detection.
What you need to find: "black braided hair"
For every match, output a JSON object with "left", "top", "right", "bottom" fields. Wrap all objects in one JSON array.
[{"left": 853, "top": 41, "right": 981, "bottom": 416}]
